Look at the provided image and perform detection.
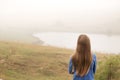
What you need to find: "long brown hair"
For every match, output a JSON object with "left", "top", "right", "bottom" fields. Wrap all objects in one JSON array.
[{"left": 72, "top": 34, "right": 92, "bottom": 77}]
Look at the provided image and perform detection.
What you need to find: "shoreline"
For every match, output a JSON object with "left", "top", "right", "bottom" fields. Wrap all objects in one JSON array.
[
  {"left": 32, "top": 32, "right": 120, "bottom": 54},
  {"left": 31, "top": 34, "right": 44, "bottom": 45}
]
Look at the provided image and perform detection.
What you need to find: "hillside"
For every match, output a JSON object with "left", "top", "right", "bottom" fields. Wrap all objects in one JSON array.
[{"left": 0, "top": 41, "right": 120, "bottom": 80}]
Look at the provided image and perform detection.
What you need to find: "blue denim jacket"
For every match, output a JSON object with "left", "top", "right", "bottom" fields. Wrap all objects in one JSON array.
[{"left": 68, "top": 54, "right": 97, "bottom": 80}]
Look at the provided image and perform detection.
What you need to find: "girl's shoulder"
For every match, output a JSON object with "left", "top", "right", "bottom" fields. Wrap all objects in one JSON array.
[{"left": 92, "top": 53, "right": 97, "bottom": 61}]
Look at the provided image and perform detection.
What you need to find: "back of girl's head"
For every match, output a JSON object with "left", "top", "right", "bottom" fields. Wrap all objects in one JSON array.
[
  {"left": 72, "top": 34, "right": 92, "bottom": 77},
  {"left": 77, "top": 34, "right": 91, "bottom": 53}
]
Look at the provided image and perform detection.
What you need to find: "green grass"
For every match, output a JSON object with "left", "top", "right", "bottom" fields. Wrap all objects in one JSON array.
[{"left": 0, "top": 41, "right": 120, "bottom": 80}]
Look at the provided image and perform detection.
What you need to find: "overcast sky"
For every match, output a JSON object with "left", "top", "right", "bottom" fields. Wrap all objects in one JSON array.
[{"left": 0, "top": 0, "right": 120, "bottom": 34}]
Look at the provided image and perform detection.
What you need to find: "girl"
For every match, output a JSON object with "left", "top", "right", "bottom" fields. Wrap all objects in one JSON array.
[{"left": 68, "top": 34, "right": 97, "bottom": 80}]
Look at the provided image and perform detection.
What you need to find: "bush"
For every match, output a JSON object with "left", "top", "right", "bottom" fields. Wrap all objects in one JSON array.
[{"left": 95, "top": 54, "right": 120, "bottom": 80}]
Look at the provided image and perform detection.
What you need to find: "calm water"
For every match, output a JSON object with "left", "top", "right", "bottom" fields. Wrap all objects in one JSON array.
[{"left": 33, "top": 32, "right": 120, "bottom": 54}]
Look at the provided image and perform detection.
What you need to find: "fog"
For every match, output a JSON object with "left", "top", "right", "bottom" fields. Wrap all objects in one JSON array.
[{"left": 0, "top": 0, "right": 120, "bottom": 34}]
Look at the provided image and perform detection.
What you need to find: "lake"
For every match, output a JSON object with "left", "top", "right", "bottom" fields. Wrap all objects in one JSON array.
[{"left": 33, "top": 32, "right": 120, "bottom": 54}]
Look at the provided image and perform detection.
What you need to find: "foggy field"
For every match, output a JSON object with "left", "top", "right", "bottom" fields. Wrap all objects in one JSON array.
[
  {"left": 0, "top": 0, "right": 120, "bottom": 80},
  {"left": 0, "top": 41, "right": 120, "bottom": 80}
]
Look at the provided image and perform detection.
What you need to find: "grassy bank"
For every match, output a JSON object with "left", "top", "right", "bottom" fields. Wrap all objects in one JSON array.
[
  {"left": 0, "top": 27, "right": 42, "bottom": 44},
  {"left": 0, "top": 41, "right": 120, "bottom": 80}
]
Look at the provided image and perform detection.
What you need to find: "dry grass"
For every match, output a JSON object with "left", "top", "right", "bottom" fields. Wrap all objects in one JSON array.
[
  {"left": 0, "top": 41, "right": 73, "bottom": 80},
  {"left": 0, "top": 41, "right": 119, "bottom": 80}
]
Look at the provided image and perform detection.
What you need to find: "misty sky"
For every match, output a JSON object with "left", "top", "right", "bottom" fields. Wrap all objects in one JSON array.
[{"left": 0, "top": 0, "right": 120, "bottom": 34}]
